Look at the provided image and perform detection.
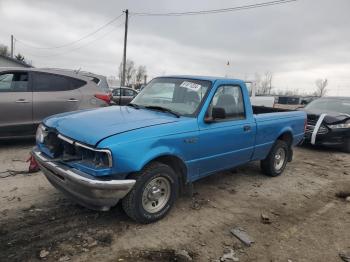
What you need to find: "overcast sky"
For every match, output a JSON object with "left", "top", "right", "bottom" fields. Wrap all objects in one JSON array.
[{"left": 0, "top": 0, "right": 349, "bottom": 95}]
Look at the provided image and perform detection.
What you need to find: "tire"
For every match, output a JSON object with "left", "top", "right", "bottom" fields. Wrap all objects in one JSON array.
[
  {"left": 122, "top": 162, "right": 179, "bottom": 224},
  {"left": 261, "top": 140, "right": 289, "bottom": 177}
]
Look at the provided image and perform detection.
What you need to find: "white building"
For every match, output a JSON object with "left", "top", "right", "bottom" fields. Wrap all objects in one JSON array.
[{"left": 0, "top": 54, "right": 32, "bottom": 68}]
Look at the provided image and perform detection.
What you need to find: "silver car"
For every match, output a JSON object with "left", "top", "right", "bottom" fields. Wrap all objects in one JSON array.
[
  {"left": 111, "top": 87, "right": 138, "bottom": 105},
  {"left": 0, "top": 68, "right": 111, "bottom": 139}
]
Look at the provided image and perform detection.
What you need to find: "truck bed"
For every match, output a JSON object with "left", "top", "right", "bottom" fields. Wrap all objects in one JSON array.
[
  {"left": 252, "top": 105, "right": 292, "bottom": 114},
  {"left": 251, "top": 106, "right": 306, "bottom": 161}
]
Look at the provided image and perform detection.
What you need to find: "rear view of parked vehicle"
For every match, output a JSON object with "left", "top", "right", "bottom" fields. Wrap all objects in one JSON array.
[
  {"left": 0, "top": 68, "right": 112, "bottom": 139},
  {"left": 111, "top": 87, "right": 138, "bottom": 105},
  {"left": 302, "top": 97, "right": 350, "bottom": 152}
]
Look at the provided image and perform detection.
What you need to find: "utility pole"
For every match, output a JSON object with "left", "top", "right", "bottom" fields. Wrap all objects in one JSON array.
[
  {"left": 121, "top": 9, "right": 129, "bottom": 86},
  {"left": 11, "top": 35, "right": 14, "bottom": 58}
]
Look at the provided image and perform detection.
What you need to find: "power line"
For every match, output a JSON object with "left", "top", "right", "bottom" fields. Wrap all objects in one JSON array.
[
  {"left": 131, "top": 0, "right": 297, "bottom": 16},
  {"left": 13, "top": 0, "right": 298, "bottom": 71},
  {"left": 15, "top": 13, "right": 124, "bottom": 50},
  {"left": 13, "top": 1, "right": 297, "bottom": 53},
  {"left": 19, "top": 20, "right": 126, "bottom": 58}
]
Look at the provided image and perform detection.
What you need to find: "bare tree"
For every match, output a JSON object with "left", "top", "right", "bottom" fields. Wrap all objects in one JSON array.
[
  {"left": 118, "top": 62, "right": 123, "bottom": 83},
  {"left": 262, "top": 71, "right": 273, "bottom": 95},
  {"left": 273, "top": 88, "right": 300, "bottom": 96},
  {"left": 125, "top": 60, "right": 136, "bottom": 86},
  {"left": 254, "top": 71, "right": 273, "bottom": 95},
  {"left": 118, "top": 60, "right": 147, "bottom": 86},
  {"left": 314, "top": 78, "right": 328, "bottom": 97},
  {"left": 135, "top": 65, "right": 147, "bottom": 84},
  {"left": 118, "top": 59, "right": 135, "bottom": 86},
  {"left": 15, "top": 53, "right": 25, "bottom": 62},
  {"left": 0, "top": 44, "right": 9, "bottom": 56}
]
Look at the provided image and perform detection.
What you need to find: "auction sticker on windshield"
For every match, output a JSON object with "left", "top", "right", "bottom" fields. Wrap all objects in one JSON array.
[{"left": 180, "top": 81, "right": 202, "bottom": 91}]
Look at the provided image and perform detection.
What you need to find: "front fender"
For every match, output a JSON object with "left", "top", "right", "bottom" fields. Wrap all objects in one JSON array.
[
  {"left": 99, "top": 133, "right": 198, "bottom": 180},
  {"left": 137, "top": 146, "right": 187, "bottom": 171}
]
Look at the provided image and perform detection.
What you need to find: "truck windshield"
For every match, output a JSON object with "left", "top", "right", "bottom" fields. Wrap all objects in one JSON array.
[{"left": 132, "top": 77, "right": 211, "bottom": 116}]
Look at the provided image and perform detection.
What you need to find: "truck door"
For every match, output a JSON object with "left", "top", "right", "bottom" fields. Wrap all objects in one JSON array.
[
  {"left": 0, "top": 71, "right": 34, "bottom": 137},
  {"left": 197, "top": 84, "right": 256, "bottom": 178}
]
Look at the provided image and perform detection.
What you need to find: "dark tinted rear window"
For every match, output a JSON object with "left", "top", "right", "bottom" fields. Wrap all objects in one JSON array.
[
  {"left": 84, "top": 75, "right": 110, "bottom": 92},
  {"left": 84, "top": 76, "right": 100, "bottom": 84},
  {"left": 33, "top": 72, "right": 86, "bottom": 92}
]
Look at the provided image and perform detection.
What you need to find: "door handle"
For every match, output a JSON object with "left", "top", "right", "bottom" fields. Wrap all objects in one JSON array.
[
  {"left": 15, "top": 99, "right": 30, "bottom": 103},
  {"left": 243, "top": 125, "right": 251, "bottom": 132},
  {"left": 66, "top": 98, "right": 79, "bottom": 102}
]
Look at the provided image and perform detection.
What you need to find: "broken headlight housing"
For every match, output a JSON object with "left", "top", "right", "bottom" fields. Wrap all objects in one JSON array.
[{"left": 74, "top": 141, "right": 113, "bottom": 168}]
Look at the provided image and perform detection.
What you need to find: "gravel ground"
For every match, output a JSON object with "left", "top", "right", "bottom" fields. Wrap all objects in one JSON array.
[{"left": 0, "top": 139, "right": 349, "bottom": 262}]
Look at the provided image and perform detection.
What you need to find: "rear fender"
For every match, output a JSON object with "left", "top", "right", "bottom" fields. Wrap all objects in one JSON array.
[
  {"left": 276, "top": 128, "right": 294, "bottom": 161},
  {"left": 277, "top": 127, "right": 294, "bottom": 145}
]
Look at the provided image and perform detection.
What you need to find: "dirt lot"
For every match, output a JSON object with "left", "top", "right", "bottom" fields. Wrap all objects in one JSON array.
[{"left": 0, "top": 139, "right": 349, "bottom": 262}]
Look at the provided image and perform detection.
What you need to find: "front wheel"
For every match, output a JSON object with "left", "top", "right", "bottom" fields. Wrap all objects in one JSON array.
[
  {"left": 122, "top": 162, "right": 179, "bottom": 223},
  {"left": 261, "top": 140, "right": 289, "bottom": 177}
]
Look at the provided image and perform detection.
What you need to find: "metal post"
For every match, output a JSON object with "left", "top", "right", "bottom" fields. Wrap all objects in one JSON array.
[
  {"left": 122, "top": 9, "right": 129, "bottom": 86},
  {"left": 11, "top": 35, "right": 14, "bottom": 58}
]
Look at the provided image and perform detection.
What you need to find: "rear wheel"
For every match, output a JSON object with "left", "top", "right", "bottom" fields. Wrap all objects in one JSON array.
[
  {"left": 122, "top": 162, "right": 178, "bottom": 223},
  {"left": 261, "top": 140, "right": 289, "bottom": 177}
]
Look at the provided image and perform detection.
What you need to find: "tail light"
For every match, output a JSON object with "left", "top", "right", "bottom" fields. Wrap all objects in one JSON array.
[{"left": 94, "top": 93, "right": 111, "bottom": 105}]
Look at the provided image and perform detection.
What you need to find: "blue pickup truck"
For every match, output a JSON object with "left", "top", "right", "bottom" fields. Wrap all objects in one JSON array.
[{"left": 33, "top": 76, "right": 306, "bottom": 223}]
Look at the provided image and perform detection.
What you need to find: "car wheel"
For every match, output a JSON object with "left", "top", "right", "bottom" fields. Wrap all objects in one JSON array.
[
  {"left": 122, "top": 162, "right": 179, "bottom": 223},
  {"left": 261, "top": 140, "right": 289, "bottom": 177}
]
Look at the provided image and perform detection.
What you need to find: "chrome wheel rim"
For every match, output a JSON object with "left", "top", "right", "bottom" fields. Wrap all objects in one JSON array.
[
  {"left": 274, "top": 148, "right": 286, "bottom": 171},
  {"left": 142, "top": 176, "right": 171, "bottom": 213}
]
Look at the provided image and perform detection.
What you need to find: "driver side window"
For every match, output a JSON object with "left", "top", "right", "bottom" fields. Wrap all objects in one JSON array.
[{"left": 207, "top": 85, "right": 245, "bottom": 120}]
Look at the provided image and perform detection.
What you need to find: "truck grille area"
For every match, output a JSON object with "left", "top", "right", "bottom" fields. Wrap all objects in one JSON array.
[
  {"left": 43, "top": 132, "right": 64, "bottom": 158},
  {"left": 42, "top": 131, "right": 112, "bottom": 168},
  {"left": 305, "top": 120, "right": 329, "bottom": 135}
]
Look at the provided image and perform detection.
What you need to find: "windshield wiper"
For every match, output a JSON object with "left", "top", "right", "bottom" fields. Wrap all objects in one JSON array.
[
  {"left": 144, "top": 105, "right": 180, "bottom": 118},
  {"left": 127, "top": 103, "right": 141, "bottom": 109}
]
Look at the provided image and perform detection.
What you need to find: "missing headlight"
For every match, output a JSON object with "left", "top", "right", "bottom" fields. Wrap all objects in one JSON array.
[
  {"left": 56, "top": 134, "right": 113, "bottom": 168},
  {"left": 75, "top": 142, "right": 113, "bottom": 168}
]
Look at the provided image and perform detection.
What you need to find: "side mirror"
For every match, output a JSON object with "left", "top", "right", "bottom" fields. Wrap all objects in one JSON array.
[
  {"left": 213, "top": 107, "right": 226, "bottom": 119},
  {"left": 205, "top": 107, "right": 226, "bottom": 123}
]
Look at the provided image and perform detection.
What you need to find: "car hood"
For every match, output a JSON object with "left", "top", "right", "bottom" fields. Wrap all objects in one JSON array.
[
  {"left": 303, "top": 109, "right": 350, "bottom": 124},
  {"left": 44, "top": 106, "right": 179, "bottom": 146}
]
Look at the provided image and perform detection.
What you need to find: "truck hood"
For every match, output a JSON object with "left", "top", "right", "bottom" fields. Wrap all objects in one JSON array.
[{"left": 44, "top": 106, "right": 179, "bottom": 146}]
